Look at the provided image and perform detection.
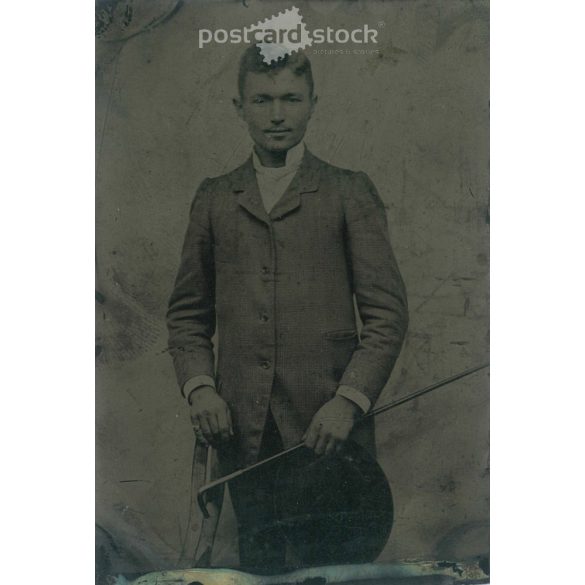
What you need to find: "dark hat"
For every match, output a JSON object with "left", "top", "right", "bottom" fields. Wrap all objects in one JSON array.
[{"left": 273, "top": 441, "right": 394, "bottom": 566}]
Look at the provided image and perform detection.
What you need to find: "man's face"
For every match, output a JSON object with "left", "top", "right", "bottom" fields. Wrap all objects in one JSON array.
[{"left": 235, "top": 68, "right": 316, "bottom": 155}]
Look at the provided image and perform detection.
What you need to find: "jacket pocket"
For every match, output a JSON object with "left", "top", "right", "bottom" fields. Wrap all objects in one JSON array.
[
  {"left": 323, "top": 329, "right": 358, "bottom": 341},
  {"left": 322, "top": 329, "right": 358, "bottom": 382}
]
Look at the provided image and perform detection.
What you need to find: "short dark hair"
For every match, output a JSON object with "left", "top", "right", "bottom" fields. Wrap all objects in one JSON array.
[{"left": 237, "top": 45, "right": 314, "bottom": 98}]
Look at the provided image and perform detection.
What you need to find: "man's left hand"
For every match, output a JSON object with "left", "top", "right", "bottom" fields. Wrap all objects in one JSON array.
[{"left": 303, "top": 395, "right": 362, "bottom": 456}]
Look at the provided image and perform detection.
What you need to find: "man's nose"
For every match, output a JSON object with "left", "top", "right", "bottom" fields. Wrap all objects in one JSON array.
[{"left": 270, "top": 100, "right": 284, "bottom": 124}]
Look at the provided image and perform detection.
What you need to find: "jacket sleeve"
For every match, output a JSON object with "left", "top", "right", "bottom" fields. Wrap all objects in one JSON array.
[
  {"left": 339, "top": 171, "right": 409, "bottom": 405},
  {"left": 166, "top": 178, "right": 216, "bottom": 397}
]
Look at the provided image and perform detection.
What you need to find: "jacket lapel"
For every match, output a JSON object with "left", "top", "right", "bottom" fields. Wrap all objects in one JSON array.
[
  {"left": 231, "top": 157, "right": 271, "bottom": 224},
  {"left": 269, "top": 149, "right": 321, "bottom": 221},
  {"left": 232, "top": 149, "right": 321, "bottom": 224}
]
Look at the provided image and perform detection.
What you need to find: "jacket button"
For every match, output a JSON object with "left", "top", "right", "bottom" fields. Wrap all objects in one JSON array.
[
  {"left": 261, "top": 360, "right": 271, "bottom": 369},
  {"left": 260, "top": 314, "right": 269, "bottom": 322},
  {"left": 261, "top": 266, "right": 270, "bottom": 274}
]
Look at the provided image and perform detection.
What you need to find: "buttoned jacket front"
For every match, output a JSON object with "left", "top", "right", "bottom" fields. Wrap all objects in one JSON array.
[{"left": 167, "top": 149, "right": 408, "bottom": 468}]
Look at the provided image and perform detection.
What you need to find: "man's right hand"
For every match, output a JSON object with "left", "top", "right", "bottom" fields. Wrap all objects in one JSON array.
[{"left": 189, "top": 385, "right": 233, "bottom": 446}]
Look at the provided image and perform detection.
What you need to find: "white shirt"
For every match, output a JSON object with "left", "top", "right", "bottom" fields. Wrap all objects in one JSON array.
[{"left": 252, "top": 141, "right": 305, "bottom": 213}]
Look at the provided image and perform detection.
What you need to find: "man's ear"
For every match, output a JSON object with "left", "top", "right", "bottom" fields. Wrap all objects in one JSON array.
[
  {"left": 233, "top": 96, "right": 244, "bottom": 120},
  {"left": 310, "top": 94, "right": 319, "bottom": 117}
]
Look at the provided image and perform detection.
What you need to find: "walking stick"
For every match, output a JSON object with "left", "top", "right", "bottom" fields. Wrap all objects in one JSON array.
[
  {"left": 197, "top": 363, "right": 489, "bottom": 518},
  {"left": 179, "top": 440, "right": 225, "bottom": 567}
]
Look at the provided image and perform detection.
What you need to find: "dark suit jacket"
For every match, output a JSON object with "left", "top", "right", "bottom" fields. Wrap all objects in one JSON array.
[{"left": 167, "top": 149, "right": 408, "bottom": 468}]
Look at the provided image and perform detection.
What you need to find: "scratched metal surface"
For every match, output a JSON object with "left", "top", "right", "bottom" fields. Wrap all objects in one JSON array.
[
  {"left": 96, "top": 0, "right": 489, "bottom": 574},
  {"left": 112, "top": 559, "right": 488, "bottom": 584}
]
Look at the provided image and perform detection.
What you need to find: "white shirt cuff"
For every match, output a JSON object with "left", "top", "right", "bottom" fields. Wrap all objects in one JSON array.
[
  {"left": 183, "top": 375, "right": 216, "bottom": 400},
  {"left": 336, "top": 385, "right": 371, "bottom": 413}
]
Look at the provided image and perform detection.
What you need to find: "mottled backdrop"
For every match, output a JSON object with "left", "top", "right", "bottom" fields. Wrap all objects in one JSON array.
[{"left": 96, "top": 0, "right": 489, "bottom": 573}]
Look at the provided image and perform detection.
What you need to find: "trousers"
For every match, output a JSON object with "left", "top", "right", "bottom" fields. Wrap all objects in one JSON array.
[{"left": 228, "top": 408, "right": 287, "bottom": 574}]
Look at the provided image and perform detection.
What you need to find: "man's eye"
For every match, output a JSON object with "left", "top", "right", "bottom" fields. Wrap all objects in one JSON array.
[
  {"left": 287, "top": 97, "right": 302, "bottom": 102},
  {"left": 252, "top": 97, "right": 266, "bottom": 104}
]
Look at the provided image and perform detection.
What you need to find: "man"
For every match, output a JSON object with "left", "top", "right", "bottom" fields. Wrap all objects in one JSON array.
[{"left": 167, "top": 46, "right": 408, "bottom": 573}]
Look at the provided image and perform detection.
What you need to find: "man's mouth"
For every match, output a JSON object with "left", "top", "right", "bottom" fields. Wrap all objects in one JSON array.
[{"left": 265, "top": 128, "right": 292, "bottom": 134}]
